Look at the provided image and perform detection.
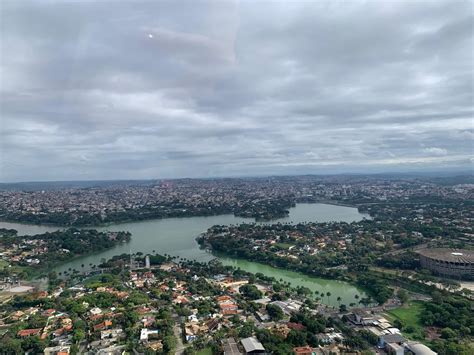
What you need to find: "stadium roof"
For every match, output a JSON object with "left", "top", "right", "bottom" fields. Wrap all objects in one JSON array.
[{"left": 417, "top": 248, "right": 474, "bottom": 264}]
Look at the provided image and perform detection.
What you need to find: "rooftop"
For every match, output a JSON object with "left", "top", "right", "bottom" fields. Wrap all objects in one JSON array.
[
  {"left": 417, "top": 248, "right": 474, "bottom": 264},
  {"left": 241, "top": 336, "right": 265, "bottom": 353},
  {"left": 223, "top": 337, "right": 243, "bottom": 355},
  {"left": 405, "top": 341, "right": 437, "bottom": 355}
]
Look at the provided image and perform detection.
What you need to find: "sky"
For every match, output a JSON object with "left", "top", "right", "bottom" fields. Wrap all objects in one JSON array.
[{"left": 0, "top": 0, "right": 473, "bottom": 182}]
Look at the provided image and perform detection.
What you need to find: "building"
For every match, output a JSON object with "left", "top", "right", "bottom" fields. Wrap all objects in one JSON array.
[
  {"left": 378, "top": 333, "right": 405, "bottom": 348},
  {"left": 386, "top": 342, "right": 404, "bottom": 355},
  {"left": 222, "top": 337, "right": 243, "bottom": 355},
  {"left": 140, "top": 328, "right": 159, "bottom": 342},
  {"left": 241, "top": 336, "right": 266, "bottom": 354},
  {"left": 293, "top": 346, "right": 319, "bottom": 355},
  {"left": 43, "top": 345, "right": 71, "bottom": 355},
  {"left": 351, "top": 308, "right": 374, "bottom": 325},
  {"left": 145, "top": 255, "right": 150, "bottom": 269},
  {"left": 418, "top": 248, "right": 474, "bottom": 278},
  {"left": 405, "top": 341, "right": 437, "bottom": 355},
  {"left": 17, "top": 328, "right": 42, "bottom": 337}
]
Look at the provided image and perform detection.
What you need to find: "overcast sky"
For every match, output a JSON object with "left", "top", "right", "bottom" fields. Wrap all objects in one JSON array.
[{"left": 0, "top": 0, "right": 473, "bottom": 182}]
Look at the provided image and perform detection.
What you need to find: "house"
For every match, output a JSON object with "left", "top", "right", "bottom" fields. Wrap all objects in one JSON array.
[
  {"left": 188, "top": 314, "right": 198, "bottom": 322},
  {"left": 101, "top": 328, "right": 124, "bottom": 340},
  {"left": 95, "top": 345, "right": 126, "bottom": 354},
  {"left": 173, "top": 295, "right": 189, "bottom": 304},
  {"left": 94, "top": 320, "right": 113, "bottom": 331},
  {"left": 89, "top": 307, "right": 102, "bottom": 316},
  {"left": 17, "top": 328, "right": 42, "bottom": 337},
  {"left": 10, "top": 310, "right": 25, "bottom": 320},
  {"left": 42, "top": 308, "right": 56, "bottom": 317},
  {"left": 241, "top": 336, "right": 265, "bottom": 354},
  {"left": 43, "top": 345, "right": 71, "bottom": 355},
  {"left": 253, "top": 297, "right": 271, "bottom": 305},
  {"left": 293, "top": 346, "right": 318, "bottom": 355},
  {"left": 205, "top": 318, "right": 220, "bottom": 332},
  {"left": 146, "top": 340, "right": 163, "bottom": 351},
  {"left": 269, "top": 300, "right": 302, "bottom": 315},
  {"left": 287, "top": 322, "right": 306, "bottom": 331},
  {"left": 140, "top": 328, "right": 159, "bottom": 342},
  {"left": 317, "top": 331, "right": 344, "bottom": 345},
  {"left": 185, "top": 322, "right": 209, "bottom": 342},
  {"left": 220, "top": 303, "right": 239, "bottom": 315},
  {"left": 142, "top": 315, "right": 155, "bottom": 327},
  {"left": 217, "top": 295, "right": 234, "bottom": 303},
  {"left": 255, "top": 311, "right": 270, "bottom": 322},
  {"left": 222, "top": 337, "right": 243, "bottom": 355}
]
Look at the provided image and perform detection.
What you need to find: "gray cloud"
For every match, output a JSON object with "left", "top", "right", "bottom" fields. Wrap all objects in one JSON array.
[{"left": 0, "top": 0, "right": 473, "bottom": 181}]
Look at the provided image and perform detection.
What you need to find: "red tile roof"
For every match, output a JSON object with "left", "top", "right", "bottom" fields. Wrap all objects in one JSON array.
[{"left": 17, "top": 328, "right": 42, "bottom": 337}]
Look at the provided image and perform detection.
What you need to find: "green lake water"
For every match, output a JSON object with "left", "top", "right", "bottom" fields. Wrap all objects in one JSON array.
[{"left": 0, "top": 203, "right": 369, "bottom": 306}]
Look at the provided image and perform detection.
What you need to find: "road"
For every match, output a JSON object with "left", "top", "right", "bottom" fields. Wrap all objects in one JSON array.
[
  {"left": 172, "top": 314, "right": 186, "bottom": 355},
  {"left": 383, "top": 243, "right": 428, "bottom": 256}
]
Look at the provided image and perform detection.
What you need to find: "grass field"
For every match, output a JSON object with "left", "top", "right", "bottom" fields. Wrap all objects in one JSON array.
[
  {"left": 84, "top": 273, "right": 121, "bottom": 289},
  {"left": 386, "top": 301, "right": 425, "bottom": 340},
  {"left": 196, "top": 348, "right": 213, "bottom": 355},
  {"left": 273, "top": 242, "right": 293, "bottom": 250}
]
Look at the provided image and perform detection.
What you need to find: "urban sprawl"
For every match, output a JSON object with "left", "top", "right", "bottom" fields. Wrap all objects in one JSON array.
[{"left": 0, "top": 174, "right": 473, "bottom": 355}]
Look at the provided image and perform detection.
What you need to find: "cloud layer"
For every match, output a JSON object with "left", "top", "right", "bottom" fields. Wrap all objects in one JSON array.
[{"left": 1, "top": 0, "right": 473, "bottom": 181}]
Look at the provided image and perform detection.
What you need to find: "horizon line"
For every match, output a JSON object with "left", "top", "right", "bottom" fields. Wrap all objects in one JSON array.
[{"left": 1, "top": 169, "right": 473, "bottom": 185}]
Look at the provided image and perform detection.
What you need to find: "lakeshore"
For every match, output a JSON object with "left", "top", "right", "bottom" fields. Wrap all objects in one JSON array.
[{"left": 0, "top": 203, "right": 369, "bottom": 306}]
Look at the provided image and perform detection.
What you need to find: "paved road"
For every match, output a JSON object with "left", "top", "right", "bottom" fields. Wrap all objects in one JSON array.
[{"left": 383, "top": 243, "right": 428, "bottom": 256}]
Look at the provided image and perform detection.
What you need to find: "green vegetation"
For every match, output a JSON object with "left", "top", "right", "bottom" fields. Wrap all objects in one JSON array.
[
  {"left": 0, "top": 259, "right": 9, "bottom": 270},
  {"left": 83, "top": 273, "right": 121, "bottom": 289},
  {"left": 356, "top": 274, "right": 393, "bottom": 305},
  {"left": 266, "top": 303, "right": 284, "bottom": 321},
  {"left": 196, "top": 347, "right": 213, "bottom": 355},
  {"left": 238, "top": 284, "right": 262, "bottom": 300},
  {"left": 386, "top": 301, "right": 425, "bottom": 340},
  {"left": 0, "top": 228, "right": 131, "bottom": 277},
  {"left": 273, "top": 242, "right": 293, "bottom": 250}
]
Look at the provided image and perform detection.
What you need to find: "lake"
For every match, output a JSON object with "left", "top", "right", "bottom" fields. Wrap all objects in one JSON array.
[{"left": 0, "top": 203, "right": 369, "bottom": 306}]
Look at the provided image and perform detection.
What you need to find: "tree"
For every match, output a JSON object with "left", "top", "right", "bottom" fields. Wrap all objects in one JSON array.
[
  {"left": 273, "top": 283, "right": 282, "bottom": 292},
  {"left": 396, "top": 289, "right": 409, "bottom": 304},
  {"left": 163, "top": 335, "right": 177, "bottom": 353},
  {"left": 266, "top": 304, "right": 284, "bottom": 321},
  {"left": 393, "top": 319, "right": 404, "bottom": 330},
  {"left": 239, "top": 284, "right": 262, "bottom": 300},
  {"left": 184, "top": 348, "right": 196, "bottom": 355},
  {"left": 2, "top": 337, "right": 22, "bottom": 354},
  {"left": 286, "top": 329, "right": 307, "bottom": 346},
  {"left": 70, "top": 344, "right": 80, "bottom": 355},
  {"left": 441, "top": 327, "right": 457, "bottom": 339},
  {"left": 359, "top": 329, "right": 378, "bottom": 346},
  {"left": 73, "top": 329, "right": 85, "bottom": 343},
  {"left": 239, "top": 322, "right": 255, "bottom": 338}
]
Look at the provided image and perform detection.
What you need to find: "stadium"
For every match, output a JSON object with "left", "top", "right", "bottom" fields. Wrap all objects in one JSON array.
[{"left": 418, "top": 248, "right": 474, "bottom": 279}]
